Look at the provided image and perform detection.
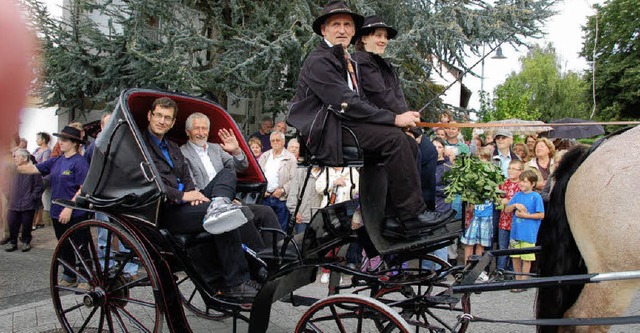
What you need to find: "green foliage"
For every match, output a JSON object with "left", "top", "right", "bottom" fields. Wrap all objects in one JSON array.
[
  {"left": 23, "top": 0, "right": 557, "bottom": 119},
  {"left": 483, "top": 44, "right": 590, "bottom": 122},
  {"left": 582, "top": 0, "right": 640, "bottom": 120},
  {"left": 444, "top": 154, "right": 504, "bottom": 206}
]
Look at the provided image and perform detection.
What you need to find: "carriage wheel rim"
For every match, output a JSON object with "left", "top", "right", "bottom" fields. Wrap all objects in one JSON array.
[{"left": 50, "top": 219, "right": 164, "bottom": 333}]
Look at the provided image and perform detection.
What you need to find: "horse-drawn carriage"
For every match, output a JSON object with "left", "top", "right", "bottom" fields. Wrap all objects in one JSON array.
[{"left": 51, "top": 88, "right": 640, "bottom": 332}]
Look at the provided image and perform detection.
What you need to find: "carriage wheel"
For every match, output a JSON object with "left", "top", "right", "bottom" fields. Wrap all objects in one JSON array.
[
  {"left": 375, "top": 254, "right": 471, "bottom": 333},
  {"left": 50, "top": 219, "right": 163, "bottom": 333},
  {"left": 295, "top": 294, "right": 412, "bottom": 332},
  {"left": 334, "top": 254, "right": 470, "bottom": 333},
  {"left": 175, "top": 272, "right": 230, "bottom": 320}
]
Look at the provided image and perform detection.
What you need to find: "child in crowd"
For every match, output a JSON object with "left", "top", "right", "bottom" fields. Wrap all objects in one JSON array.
[
  {"left": 459, "top": 149, "right": 494, "bottom": 281},
  {"left": 504, "top": 169, "right": 545, "bottom": 292},
  {"left": 496, "top": 160, "right": 524, "bottom": 273}
]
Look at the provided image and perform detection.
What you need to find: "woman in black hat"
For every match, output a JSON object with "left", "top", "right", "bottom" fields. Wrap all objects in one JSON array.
[
  {"left": 352, "top": 15, "right": 403, "bottom": 113},
  {"left": 352, "top": 15, "right": 439, "bottom": 208},
  {"left": 16, "top": 125, "right": 91, "bottom": 288}
]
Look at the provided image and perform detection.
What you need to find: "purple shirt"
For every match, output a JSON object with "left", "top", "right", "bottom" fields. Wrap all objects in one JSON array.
[{"left": 36, "top": 154, "right": 89, "bottom": 219}]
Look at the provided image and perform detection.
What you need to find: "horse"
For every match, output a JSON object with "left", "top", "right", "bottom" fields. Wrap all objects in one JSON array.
[{"left": 536, "top": 125, "right": 640, "bottom": 333}]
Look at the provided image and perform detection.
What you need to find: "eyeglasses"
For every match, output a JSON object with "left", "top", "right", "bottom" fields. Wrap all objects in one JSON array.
[{"left": 151, "top": 112, "right": 174, "bottom": 122}]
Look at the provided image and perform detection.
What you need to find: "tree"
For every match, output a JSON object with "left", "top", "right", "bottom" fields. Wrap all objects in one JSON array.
[
  {"left": 483, "top": 44, "right": 590, "bottom": 122},
  {"left": 23, "top": 0, "right": 557, "bottom": 120},
  {"left": 582, "top": 0, "right": 640, "bottom": 120}
]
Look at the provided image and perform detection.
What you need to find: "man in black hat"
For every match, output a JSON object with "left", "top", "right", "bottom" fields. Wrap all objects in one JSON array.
[{"left": 287, "top": 1, "right": 454, "bottom": 239}]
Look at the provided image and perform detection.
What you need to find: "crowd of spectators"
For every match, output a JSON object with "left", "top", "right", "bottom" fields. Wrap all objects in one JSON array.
[{"left": 0, "top": 109, "right": 577, "bottom": 291}]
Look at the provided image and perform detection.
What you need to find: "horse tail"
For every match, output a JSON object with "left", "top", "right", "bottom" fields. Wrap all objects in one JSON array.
[{"left": 535, "top": 144, "right": 590, "bottom": 333}]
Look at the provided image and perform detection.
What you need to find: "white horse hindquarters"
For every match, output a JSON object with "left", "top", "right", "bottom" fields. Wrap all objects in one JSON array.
[{"left": 563, "top": 126, "right": 640, "bottom": 332}]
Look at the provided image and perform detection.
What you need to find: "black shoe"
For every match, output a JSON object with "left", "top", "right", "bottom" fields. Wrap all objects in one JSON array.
[
  {"left": 220, "top": 280, "right": 260, "bottom": 302},
  {"left": 0, "top": 237, "right": 10, "bottom": 246},
  {"left": 5, "top": 244, "right": 18, "bottom": 252},
  {"left": 21, "top": 243, "right": 31, "bottom": 252},
  {"left": 383, "top": 209, "right": 455, "bottom": 240},
  {"left": 405, "top": 209, "right": 455, "bottom": 230}
]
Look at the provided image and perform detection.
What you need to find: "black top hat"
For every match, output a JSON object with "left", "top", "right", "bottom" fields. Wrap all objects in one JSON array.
[
  {"left": 53, "top": 126, "right": 84, "bottom": 143},
  {"left": 312, "top": 1, "right": 364, "bottom": 36},
  {"left": 356, "top": 15, "right": 398, "bottom": 40}
]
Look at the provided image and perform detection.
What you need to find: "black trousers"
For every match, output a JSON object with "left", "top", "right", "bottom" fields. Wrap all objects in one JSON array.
[
  {"left": 343, "top": 121, "right": 426, "bottom": 220},
  {"left": 160, "top": 168, "right": 249, "bottom": 288},
  {"left": 239, "top": 204, "right": 283, "bottom": 251},
  {"left": 7, "top": 209, "right": 35, "bottom": 245},
  {"left": 53, "top": 213, "right": 91, "bottom": 280}
]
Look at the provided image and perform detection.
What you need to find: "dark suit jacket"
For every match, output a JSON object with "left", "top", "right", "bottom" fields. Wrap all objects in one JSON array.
[
  {"left": 351, "top": 51, "right": 408, "bottom": 114},
  {"left": 141, "top": 129, "right": 195, "bottom": 205},
  {"left": 287, "top": 41, "right": 396, "bottom": 165}
]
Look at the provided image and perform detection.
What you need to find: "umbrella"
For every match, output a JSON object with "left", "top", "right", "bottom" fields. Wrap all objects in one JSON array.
[
  {"left": 548, "top": 118, "right": 605, "bottom": 139},
  {"left": 483, "top": 119, "right": 553, "bottom": 136}
]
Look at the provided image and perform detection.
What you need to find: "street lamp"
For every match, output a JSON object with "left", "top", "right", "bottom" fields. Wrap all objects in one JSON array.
[{"left": 480, "top": 45, "right": 507, "bottom": 97}]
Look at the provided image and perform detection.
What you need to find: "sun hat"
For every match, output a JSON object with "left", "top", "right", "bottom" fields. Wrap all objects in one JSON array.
[
  {"left": 356, "top": 15, "right": 398, "bottom": 39},
  {"left": 495, "top": 129, "right": 513, "bottom": 138},
  {"left": 312, "top": 0, "right": 364, "bottom": 36},
  {"left": 53, "top": 126, "right": 84, "bottom": 143}
]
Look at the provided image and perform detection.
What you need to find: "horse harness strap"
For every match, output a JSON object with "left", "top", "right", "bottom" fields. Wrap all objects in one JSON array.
[{"left": 464, "top": 314, "right": 640, "bottom": 327}]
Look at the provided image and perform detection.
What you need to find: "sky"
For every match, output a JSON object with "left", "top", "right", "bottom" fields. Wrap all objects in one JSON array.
[{"left": 39, "top": 0, "right": 603, "bottom": 111}]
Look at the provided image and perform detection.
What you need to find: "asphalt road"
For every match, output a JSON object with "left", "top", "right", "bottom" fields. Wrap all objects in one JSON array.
[{"left": 1, "top": 226, "right": 638, "bottom": 332}]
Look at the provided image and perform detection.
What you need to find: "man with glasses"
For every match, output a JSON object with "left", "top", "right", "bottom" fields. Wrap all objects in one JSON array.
[
  {"left": 258, "top": 131, "right": 297, "bottom": 230},
  {"left": 141, "top": 97, "right": 258, "bottom": 301},
  {"left": 491, "top": 129, "right": 521, "bottom": 250}
]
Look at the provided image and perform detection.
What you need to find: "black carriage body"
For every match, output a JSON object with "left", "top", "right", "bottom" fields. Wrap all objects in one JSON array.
[{"left": 81, "top": 89, "right": 267, "bottom": 224}]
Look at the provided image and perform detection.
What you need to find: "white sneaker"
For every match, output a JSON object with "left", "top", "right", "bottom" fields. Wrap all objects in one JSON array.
[
  {"left": 203, "top": 197, "right": 248, "bottom": 234},
  {"left": 477, "top": 271, "right": 489, "bottom": 282},
  {"left": 320, "top": 272, "right": 330, "bottom": 284}
]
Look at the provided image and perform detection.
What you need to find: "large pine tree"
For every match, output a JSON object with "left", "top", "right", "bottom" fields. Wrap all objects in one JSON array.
[{"left": 23, "top": 0, "right": 557, "bottom": 120}]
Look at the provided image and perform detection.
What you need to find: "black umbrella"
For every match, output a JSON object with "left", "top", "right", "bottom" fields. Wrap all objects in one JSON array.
[{"left": 548, "top": 118, "right": 605, "bottom": 139}]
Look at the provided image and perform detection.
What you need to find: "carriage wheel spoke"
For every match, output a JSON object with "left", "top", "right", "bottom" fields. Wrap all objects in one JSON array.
[
  {"left": 60, "top": 302, "right": 85, "bottom": 315},
  {"left": 113, "top": 304, "right": 151, "bottom": 333},
  {"left": 328, "top": 304, "right": 347, "bottom": 333},
  {"left": 67, "top": 238, "right": 93, "bottom": 283},
  {"left": 78, "top": 306, "right": 100, "bottom": 333},
  {"left": 110, "top": 305, "right": 129, "bottom": 333},
  {"left": 97, "top": 306, "right": 106, "bottom": 333},
  {"left": 356, "top": 304, "right": 364, "bottom": 332},
  {"left": 86, "top": 232, "right": 103, "bottom": 285},
  {"left": 112, "top": 296, "right": 156, "bottom": 308}
]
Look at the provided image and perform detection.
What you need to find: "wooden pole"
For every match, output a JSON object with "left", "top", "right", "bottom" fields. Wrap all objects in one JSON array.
[{"left": 416, "top": 121, "right": 640, "bottom": 128}]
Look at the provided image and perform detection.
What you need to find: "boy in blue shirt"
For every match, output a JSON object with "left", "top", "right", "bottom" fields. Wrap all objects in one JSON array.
[{"left": 504, "top": 169, "right": 544, "bottom": 291}]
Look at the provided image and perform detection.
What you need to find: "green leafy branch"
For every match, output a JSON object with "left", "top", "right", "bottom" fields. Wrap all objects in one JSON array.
[{"left": 444, "top": 154, "right": 505, "bottom": 207}]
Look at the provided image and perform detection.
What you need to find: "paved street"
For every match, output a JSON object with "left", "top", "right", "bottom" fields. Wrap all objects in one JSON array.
[{"left": 1, "top": 226, "right": 638, "bottom": 332}]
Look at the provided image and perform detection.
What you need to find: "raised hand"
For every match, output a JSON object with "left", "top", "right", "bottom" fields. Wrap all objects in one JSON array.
[{"left": 218, "top": 128, "right": 243, "bottom": 156}]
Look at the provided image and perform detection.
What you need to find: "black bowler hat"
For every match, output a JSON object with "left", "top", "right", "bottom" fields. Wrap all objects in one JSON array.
[
  {"left": 312, "top": 0, "right": 364, "bottom": 36},
  {"left": 53, "top": 126, "right": 84, "bottom": 143},
  {"left": 357, "top": 15, "right": 398, "bottom": 40}
]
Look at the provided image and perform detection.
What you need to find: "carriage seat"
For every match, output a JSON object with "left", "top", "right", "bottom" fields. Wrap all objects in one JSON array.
[
  {"left": 256, "top": 232, "right": 304, "bottom": 261},
  {"left": 169, "top": 231, "right": 216, "bottom": 248},
  {"left": 297, "top": 126, "right": 364, "bottom": 168}
]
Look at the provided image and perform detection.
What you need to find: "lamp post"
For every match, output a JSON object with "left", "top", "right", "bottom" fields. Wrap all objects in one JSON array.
[{"left": 480, "top": 45, "right": 507, "bottom": 97}]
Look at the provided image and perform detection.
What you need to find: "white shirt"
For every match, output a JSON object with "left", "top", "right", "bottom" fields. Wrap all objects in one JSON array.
[
  {"left": 188, "top": 140, "right": 217, "bottom": 182},
  {"left": 264, "top": 151, "right": 284, "bottom": 192}
]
